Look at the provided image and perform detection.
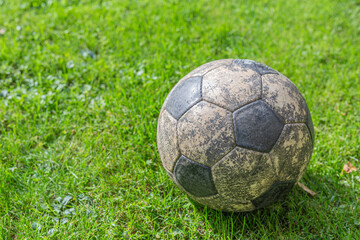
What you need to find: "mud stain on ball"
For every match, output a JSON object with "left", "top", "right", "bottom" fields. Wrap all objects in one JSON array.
[
  {"left": 157, "top": 109, "right": 180, "bottom": 172},
  {"left": 262, "top": 74, "right": 307, "bottom": 123},
  {"left": 212, "top": 147, "right": 277, "bottom": 202},
  {"left": 233, "top": 59, "right": 279, "bottom": 75},
  {"left": 177, "top": 101, "right": 235, "bottom": 167},
  {"left": 202, "top": 65, "right": 261, "bottom": 111},
  {"left": 193, "top": 194, "right": 255, "bottom": 212},
  {"left": 270, "top": 123, "right": 313, "bottom": 182}
]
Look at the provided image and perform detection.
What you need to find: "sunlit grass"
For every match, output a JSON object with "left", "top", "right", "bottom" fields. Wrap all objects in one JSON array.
[{"left": 0, "top": 0, "right": 359, "bottom": 238}]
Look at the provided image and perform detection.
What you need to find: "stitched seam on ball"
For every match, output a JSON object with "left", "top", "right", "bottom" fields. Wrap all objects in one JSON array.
[
  {"left": 174, "top": 99, "right": 202, "bottom": 122},
  {"left": 175, "top": 156, "right": 219, "bottom": 197},
  {"left": 289, "top": 122, "right": 314, "bottom": 147},
  {"left": 266, "top": 153, "right": 279, "bottom": 180},
  {"left": 305, "top": 123, "right": 314, "bottom": 146},
  {"left": 201, "top": 62, "right": 232, "bottom": 102},
  {"left": 176, "top": 99, "right": 232, "bottom": 168},
  {"left": 260, "top": 72, "right": 279, "bottom": 76},
  {"left": 267, "top": 123, "right": 285, "bottom": 153},
  {"left": 269, "top": 129, "right": 289, "bottom": 178},
  {"left": 199, "top": 75, "right": 203, "bottom": 99},
  {"left": 269, "top": 123, "right": 307, "bottom": 156},
  {"left": 231, "top": 97, "right": 262, "bottom": 113},
  {"left": 211, "top": 143, "right": 239, "bottom": 169},
  {"left": 229, "top": 114, "right": 237, "bottom": 152},
  {"left": 202, "top": 99, "right": 232, "bottom": 112},
  {"left": 285, "top": 123, "right": 308, "bottom": 127},
  {"left": 260, "top": 75, "right": 263, "bottom": 99},
  {"left": 171, "top": 160, "right": 194, "bottom": 196},
  {"left": 210, "top": 145, "right": 237, "bottom": 168},
  {"left": 202, "top": 63, "right": 232, "bottom": 79},
  {"left": 173, "top": 120, "right": 181, "bottom": 173},
  {"left": 186, "top": 100, "right": 235, "bottom": 167},
  {"left": 261, "top": 75, "right": 308, "bottom": 124},
  {"left": 175, "top": 62, "right": 233, "bottom": 121},
  {"left": 269, "top": 126, "right": 285, "bottom": 157},
  {"left": 260, "top": 99, "right": 286, "bottom": 123},
  {"left": 163, "top": 109, "right": 181, "bottom": 173},
  {"left": 285, "top": 120, "right": 307, "bottom": 124}
]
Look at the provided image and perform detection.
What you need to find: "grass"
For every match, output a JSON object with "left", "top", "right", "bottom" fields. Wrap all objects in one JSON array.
[{"left": 0, "top": 0, "right": 359, "bottom": 238}]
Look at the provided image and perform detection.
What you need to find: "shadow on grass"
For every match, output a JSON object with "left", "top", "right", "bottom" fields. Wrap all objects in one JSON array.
[{"left": 190, "top": 172, "right": 356, "bottom": 238}]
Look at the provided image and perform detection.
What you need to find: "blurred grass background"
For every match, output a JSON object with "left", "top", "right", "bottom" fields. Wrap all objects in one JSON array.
[{"left": 0, "top": 0, "right": 359, "bottom": 238}]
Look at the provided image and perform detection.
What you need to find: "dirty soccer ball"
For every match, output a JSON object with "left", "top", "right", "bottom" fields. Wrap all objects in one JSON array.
[{"left": 157, "top": 59, "right": 314, "bottom": 212}]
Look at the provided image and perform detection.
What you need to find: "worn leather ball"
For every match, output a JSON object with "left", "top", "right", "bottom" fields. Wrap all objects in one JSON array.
[{"left": 157, "top": 59, "right": 314, "bottom": 212}]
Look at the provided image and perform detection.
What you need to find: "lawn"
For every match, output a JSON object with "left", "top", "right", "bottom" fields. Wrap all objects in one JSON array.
[{"left": 0, "top": 0, "right": 359, "bottom": 239}]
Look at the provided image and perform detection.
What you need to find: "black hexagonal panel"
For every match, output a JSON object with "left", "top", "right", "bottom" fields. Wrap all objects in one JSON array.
[
  {"left": 233, "top": 59, "right": 278, "bottom": 75},
  {"left": 251, "top": 180, "right": 296, "bottom": 209},
  {"left": 233, "top": 100, "right": 284, "bottom": 153},
  {"left": 174, "top": 155, "right": 218, "bottom": 197},
  {"left": 165, "top": 76, "right": 202, "bottom": 119}
]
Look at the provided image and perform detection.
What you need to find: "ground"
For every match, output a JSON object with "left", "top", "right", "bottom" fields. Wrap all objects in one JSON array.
[{"left": 0, "top": 0, "right": 359, "bottom": 239}]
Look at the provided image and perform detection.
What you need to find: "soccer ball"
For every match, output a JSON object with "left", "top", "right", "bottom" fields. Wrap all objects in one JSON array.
[{"left": 157, "top": 59, "right": 314, "bottom": 212}]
